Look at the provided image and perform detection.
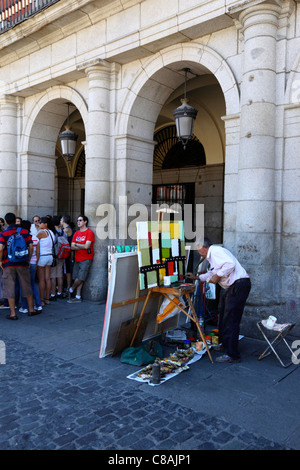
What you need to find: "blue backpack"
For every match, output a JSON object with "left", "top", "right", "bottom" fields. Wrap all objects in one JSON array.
[{"left": 7, "top": 227, "right": 29, "bottom": 263}]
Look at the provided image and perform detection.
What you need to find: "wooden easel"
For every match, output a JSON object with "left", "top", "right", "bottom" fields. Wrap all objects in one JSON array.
[{"left": 130, "top": 283, "right": 213, "bottom": 364}]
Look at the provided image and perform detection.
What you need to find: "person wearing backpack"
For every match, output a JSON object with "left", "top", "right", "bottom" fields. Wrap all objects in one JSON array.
[
  {"left": 60, "top": 215, "right": 73, "bottom": 297},
  {"left": 18, "top": 220, "right": 43, "bottom": 314},
  {"left": 0, "top": 212, "right": 39, "bottom": 320},
  {"left": 49, "top": 216, "right": 66, "bottom": 301},
  {"left": 37, "top": 217, "right": 56, "bottom": 306}
]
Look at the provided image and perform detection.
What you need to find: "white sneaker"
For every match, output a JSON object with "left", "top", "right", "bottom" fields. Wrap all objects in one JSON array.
[
  {"left": 34, "top": 305, "right": 43, "bottom": 311},
  {"left": 19, "top": 307, "right": 28, "bottom": 314},
  {"left": 0, "top": 305, "right": 10, "bottom": 309}
]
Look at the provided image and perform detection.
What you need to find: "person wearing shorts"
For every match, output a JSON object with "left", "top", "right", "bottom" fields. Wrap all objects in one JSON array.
[
  {"left": 49, "top": 216, "right": 65, "bottom": 300},
  {"left": 50, "top": 259, "right": 64, "bottom": 299},
  {"left": 18, "top": 219, "right": 43, "bottom": 314},
  {"left": 60, "top": 215, "right": 74, "bottom": 297},
  {"left": 0, "top": 212, "right": 39, "bottom": 319},
  {"left": 67, "top": 215, "right": 94, "bottom": 303},
  {"left": 37, "top": 217, "right": 55, "bottom": 306}
]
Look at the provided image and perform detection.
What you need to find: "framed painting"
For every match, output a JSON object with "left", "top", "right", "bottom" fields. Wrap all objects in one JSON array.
[{"left": 99, "top": 252, "right": 179, "bottom": 358}]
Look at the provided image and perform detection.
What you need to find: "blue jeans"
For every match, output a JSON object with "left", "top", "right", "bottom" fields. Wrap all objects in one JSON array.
[{"left": 21, "top": 264, "right": 42, "bottom": 309}]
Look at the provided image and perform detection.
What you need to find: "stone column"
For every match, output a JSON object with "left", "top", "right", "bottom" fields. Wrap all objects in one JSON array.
[
  {"left": 0, "top": 95, "right": 19, "bottom": 215},
  {"left": 83, "top": 60, "right": 113, "bottom": 300},
  {"left": 20, "top": 152, "right": 57, "bottom": 218},
  {"left": 222, "top": 113, "right": 241, "bottom": 248},
  {"left": 282, "top": 104, "right": 300, "bottom": 327},
  {"left": 114, "top": 135, "right": 155, "bottom": 244},
  {"left": 235, "top": 3, "right": 281, "bottom": 303}
]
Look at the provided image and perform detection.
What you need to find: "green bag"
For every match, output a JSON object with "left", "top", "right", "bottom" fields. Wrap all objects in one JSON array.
[{"left": 120, "top": 341, "right": 163, "bottom": 366}]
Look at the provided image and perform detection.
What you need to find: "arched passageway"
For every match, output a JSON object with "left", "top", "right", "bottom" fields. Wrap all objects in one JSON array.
[{"left": 19, "top": 87, "right": 87, "bottom": 220}]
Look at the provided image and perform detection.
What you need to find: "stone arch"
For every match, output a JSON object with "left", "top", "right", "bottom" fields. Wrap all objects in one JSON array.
[
  {"left": 116, "top": 42, "right": 240, "bottom": 139},
  {"left": 19, "top": 86, "right": 88, "bottom": 218},
  {"left": 21, "top": 85, "right": 88, "bottom": 154},
  {"left": 114, "top": 42, "right": 235, "bottom": 242}
]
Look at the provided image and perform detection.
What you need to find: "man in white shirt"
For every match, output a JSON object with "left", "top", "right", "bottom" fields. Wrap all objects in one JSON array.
[
  {"left": 186, "top": 238, "right": 251, "bottom": 363},
  {"left": 30, "top": 215, "right": 41, "bottom": 236}
]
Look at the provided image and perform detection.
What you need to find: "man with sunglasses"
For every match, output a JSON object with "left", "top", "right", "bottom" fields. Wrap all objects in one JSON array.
[
  {"left": 31, "top": 215, "right": 41, "bottom": 236},
  {"left": 67, "top": 215, "right": 95, "bottom": 303}
]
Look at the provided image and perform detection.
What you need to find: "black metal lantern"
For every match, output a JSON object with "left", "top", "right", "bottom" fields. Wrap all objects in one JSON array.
[
  {"left": 173, "top": 68, "right": 198, "bottom": 150},
  {"left": 59, "top": 103, "right": 78, "bottom": 162}
]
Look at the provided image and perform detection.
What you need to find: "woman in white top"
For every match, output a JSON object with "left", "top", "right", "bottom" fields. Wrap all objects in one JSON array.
[{"left": 37, "top": 217, "right": 55, "bottom": 306}]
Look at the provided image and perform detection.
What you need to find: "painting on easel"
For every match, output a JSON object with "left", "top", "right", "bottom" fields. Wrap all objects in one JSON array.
[{"left": 136, "top": 221, "right": 186, "bottom": 290}]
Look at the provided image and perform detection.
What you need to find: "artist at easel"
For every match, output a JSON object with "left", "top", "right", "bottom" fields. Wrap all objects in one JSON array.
[
  {"left": 186, "top": 237, "right": 251, "bottom": 363},
  {"left": 131, "top": 212, "right": 214, "bottom": 362}
]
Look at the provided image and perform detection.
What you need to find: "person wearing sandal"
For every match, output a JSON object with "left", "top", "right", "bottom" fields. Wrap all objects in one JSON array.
[
  {"left": 37, "top": 217, "right": 56, "bottom": 306},
  {"left": 18, "top": 220, "right": 43, "bottom": 314},
  {"left": 0, "top": 212, "right": 40, "bottom": 319}
]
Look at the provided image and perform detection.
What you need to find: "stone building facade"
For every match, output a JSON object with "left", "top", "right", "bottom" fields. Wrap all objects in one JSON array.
[{"left": 0, "top": 0, "right": 299, "bottom": 334}]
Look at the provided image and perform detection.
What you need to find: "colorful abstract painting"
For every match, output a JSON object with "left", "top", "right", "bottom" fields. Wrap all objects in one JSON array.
[{"left": 136, "top": 221, "right": 186, "bottom": 289}]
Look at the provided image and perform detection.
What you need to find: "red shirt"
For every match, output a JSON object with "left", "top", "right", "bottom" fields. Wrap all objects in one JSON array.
[{"left": 72, "top": 228, "right": 95, "bottom": 262}]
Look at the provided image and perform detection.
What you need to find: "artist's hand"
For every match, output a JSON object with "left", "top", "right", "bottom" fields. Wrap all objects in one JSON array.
[{"left": 186, "top": 272, "right": 198, "bottom": 280}]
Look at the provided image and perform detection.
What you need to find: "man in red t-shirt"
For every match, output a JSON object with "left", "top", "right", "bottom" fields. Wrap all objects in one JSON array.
[{"left": 67, "top": 215, "right": 95, "bottom": 303}]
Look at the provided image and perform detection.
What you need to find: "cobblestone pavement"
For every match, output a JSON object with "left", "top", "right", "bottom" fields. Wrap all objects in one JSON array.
[
  {"left": 0, "top": 302, "right": 299, "bottom": 452},
  {"left": 0, "top": 334, "right": 291, "bottom": 451}
]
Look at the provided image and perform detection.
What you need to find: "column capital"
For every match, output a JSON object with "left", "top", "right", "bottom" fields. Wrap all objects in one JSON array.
[
  {"left": 228, "top": 0, "right": 282, "bottom": 16},
  {"left": 227, "top": 0, "right": 293, "bottom": 29},
  {"left": 77, "top": 58, "right": 112, "bottom": 76},
  {"left": 0, "top": 94, "right": 19, "bottom": 107},
  {"left": 228, "top": 0, "right": 296, "bottom": 37}
]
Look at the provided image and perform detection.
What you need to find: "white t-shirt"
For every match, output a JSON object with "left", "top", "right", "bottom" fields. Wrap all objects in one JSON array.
[
  {"left": 30, "top": 223, "right": 39, "bottom": 236},
  {"left": 31, "top": 235, "right": 39, "bottom": 264}
]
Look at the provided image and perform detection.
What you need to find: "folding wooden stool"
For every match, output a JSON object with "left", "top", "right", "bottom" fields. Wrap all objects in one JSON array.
[{"left": 257, "top": 320, "right": 296, "bottom": 368}]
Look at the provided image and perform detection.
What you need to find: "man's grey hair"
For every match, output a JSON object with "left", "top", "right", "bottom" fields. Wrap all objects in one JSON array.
[{"left": 195, "top": 237, "right": 213, "bottom": 249}]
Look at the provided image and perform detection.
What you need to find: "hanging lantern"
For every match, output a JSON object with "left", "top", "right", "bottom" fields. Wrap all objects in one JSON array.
[
  {"left": 173, "top": 68, "right": 198, "bottom": 150},
  {"left": 59, "top": 103, "right": 78, "bottom": 162}
]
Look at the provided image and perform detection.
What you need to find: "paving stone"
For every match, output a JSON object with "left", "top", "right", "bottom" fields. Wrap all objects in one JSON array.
[
  {"left": 151, "top": 428, "right": 173, "bottom": 442},
  {"left": 196, "top": 440, "right": 217, "bottom": 450},
  {"left": 214, "top": 430, "right": 235, "bottom": 444},
  {"left": 53, "top": 432, "right": 78, "bottom": 447},
  {"left": 128, "top": 437, "right": 157, "bottom": 450}
]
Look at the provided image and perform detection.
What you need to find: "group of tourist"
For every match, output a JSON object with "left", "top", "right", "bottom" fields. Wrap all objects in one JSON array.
[{"left": 0, "top": 212, "right": 95, "bottom": 320}]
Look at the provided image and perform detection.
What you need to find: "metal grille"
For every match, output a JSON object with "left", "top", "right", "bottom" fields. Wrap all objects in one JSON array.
[
  {"left": 0, "top": 0, "right": 59, "bottom": 34},
  {"left": 153, "top": 125, "right": 205, "bottom": 170}
]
